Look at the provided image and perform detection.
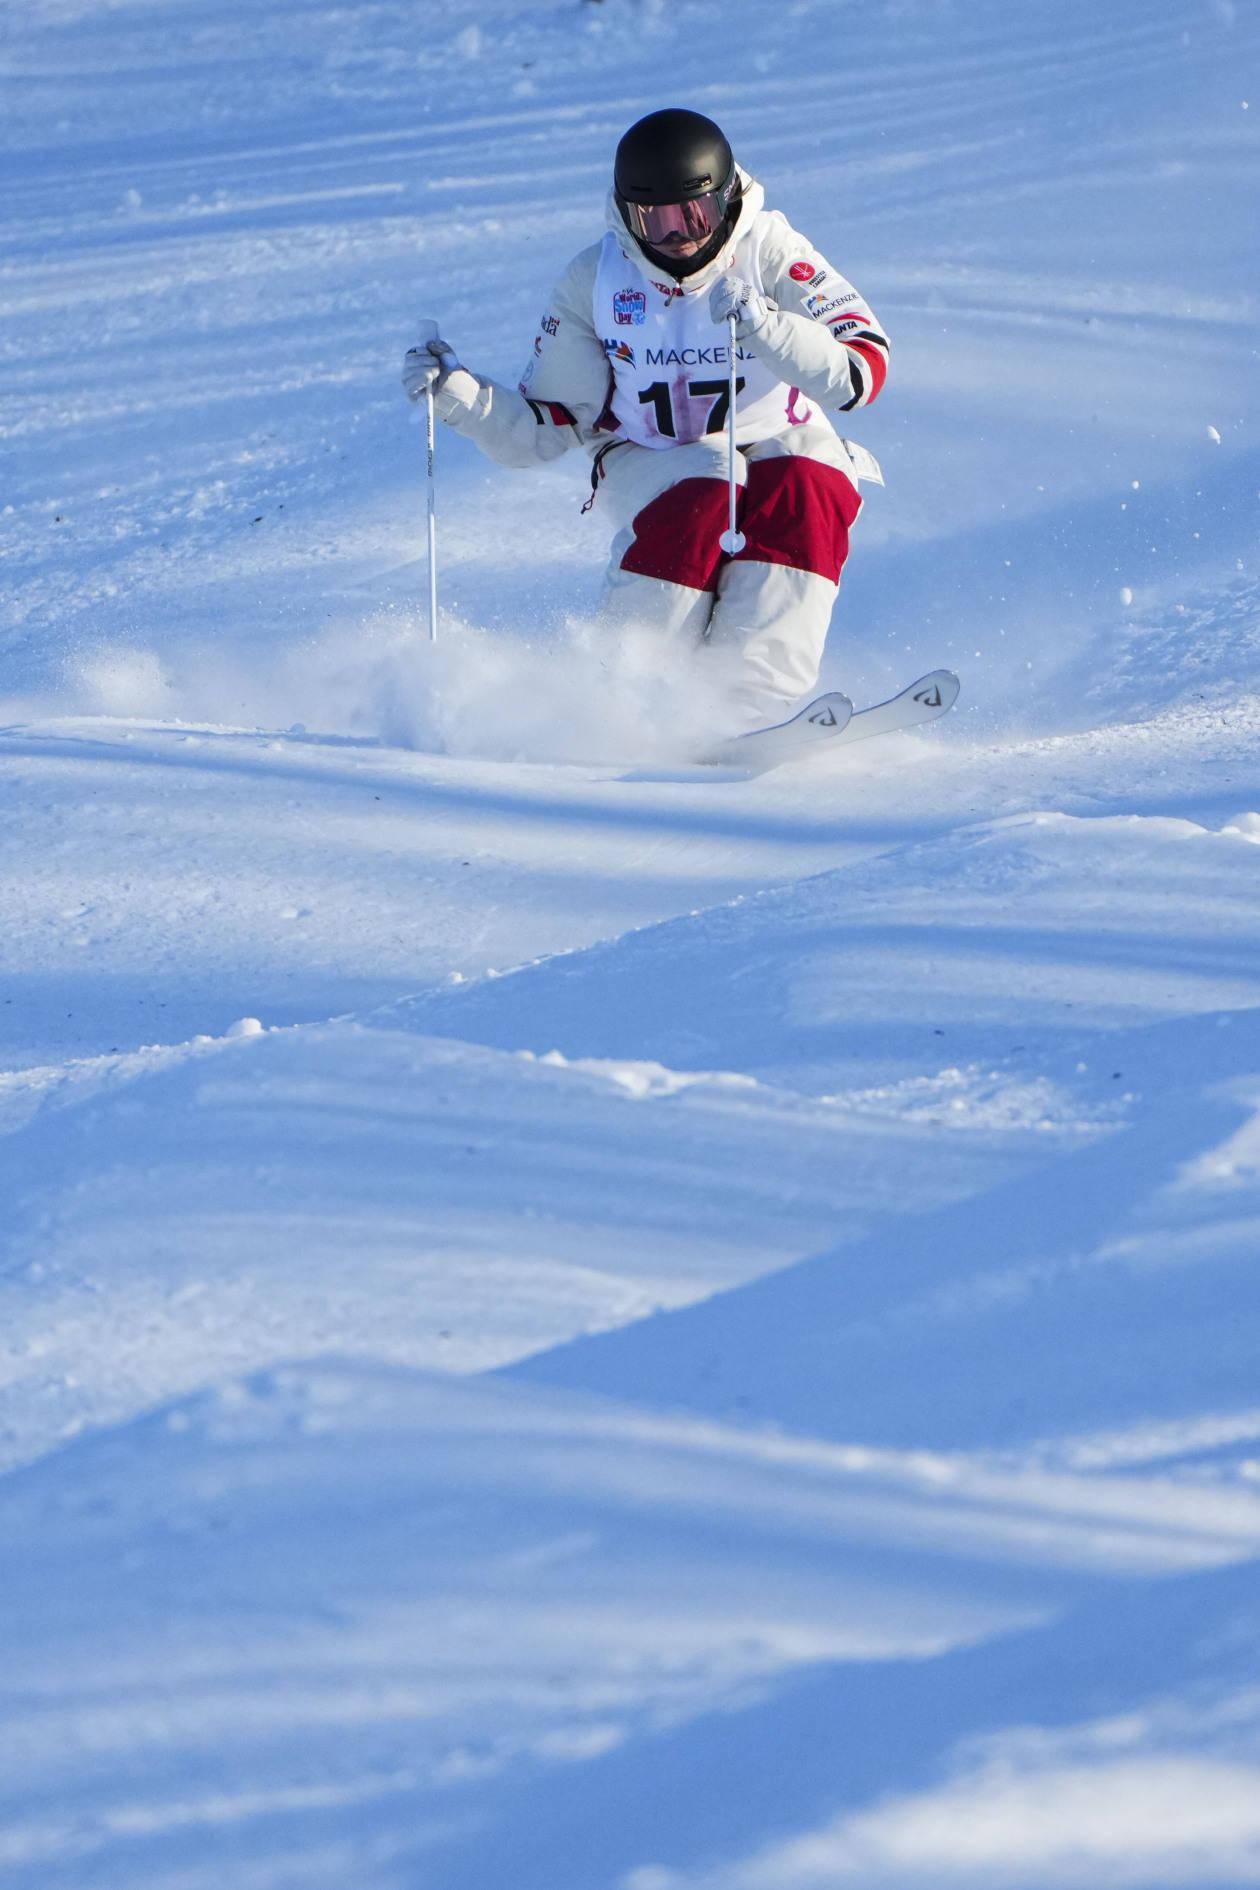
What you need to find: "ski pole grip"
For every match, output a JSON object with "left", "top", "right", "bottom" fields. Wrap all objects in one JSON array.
[{"left": 416, "top": 315, "right": 461, "bottom": 379}]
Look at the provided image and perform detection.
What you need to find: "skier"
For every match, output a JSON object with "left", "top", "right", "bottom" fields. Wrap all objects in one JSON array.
[{"left": 402, "top": 107, "right": 889, "bottom": 728}]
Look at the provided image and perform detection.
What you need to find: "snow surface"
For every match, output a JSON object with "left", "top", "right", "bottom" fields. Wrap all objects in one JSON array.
[{"left": 2, "top": 0, "right": 1259, "bottom": 1883}]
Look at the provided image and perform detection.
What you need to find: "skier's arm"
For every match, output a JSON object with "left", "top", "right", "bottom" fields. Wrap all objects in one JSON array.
[
  {"left": 711, "top": 219, "right": 890, "bottom": 413},
  {"left": 423, "top": 248, "right": 613, "bottom": 470},
  {"left": 432, "top": 370, "right": 581, "bottom": 469}
]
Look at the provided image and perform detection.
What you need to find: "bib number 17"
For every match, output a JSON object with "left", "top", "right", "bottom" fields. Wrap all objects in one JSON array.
[{"left": 638, "top": 376, "right": 746, "bottom": 439}]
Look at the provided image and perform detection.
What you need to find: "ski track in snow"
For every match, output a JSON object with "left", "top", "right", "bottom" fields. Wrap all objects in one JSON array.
[{"left": 2, "top": 0, "right": 1259, "bottom": 1885}]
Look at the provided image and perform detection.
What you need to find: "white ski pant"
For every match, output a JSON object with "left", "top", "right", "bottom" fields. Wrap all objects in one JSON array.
[{"left": 594, "top": 417, "right": 863, "bottom": 720}]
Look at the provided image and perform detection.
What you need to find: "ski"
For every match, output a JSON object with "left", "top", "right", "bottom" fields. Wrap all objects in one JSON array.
[
  {"left": 702, "top": 690, "right": 853, "bottom": 773},
  {"left": 703, "top": 669, "right": 959, "bottom": 776}
]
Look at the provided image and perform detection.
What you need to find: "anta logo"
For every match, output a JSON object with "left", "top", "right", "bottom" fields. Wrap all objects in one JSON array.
[
  {"left": 613, "top": 288, "right": 647, "bottom": 326},
  {"left": 645, "top": 344, "right": 752, "bottom": 367}
]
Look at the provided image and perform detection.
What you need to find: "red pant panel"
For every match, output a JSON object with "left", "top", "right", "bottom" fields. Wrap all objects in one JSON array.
[
  {"left": 619, "top": 476, "right": 730, "bottom": 594},
  {"left": 736, "top": 457, "right": 861, "bottom": 585},
  {"left": 619, "top": 456, "right": 860, "bottom": 594}
]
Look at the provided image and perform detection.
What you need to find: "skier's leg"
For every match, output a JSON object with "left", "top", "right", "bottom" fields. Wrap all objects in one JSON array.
[
  {"left": 706, "top": 423, "right": 862, "bottom": 721},
  {"left": 596, "top": 438, "right": 744, "bottom": 641}
]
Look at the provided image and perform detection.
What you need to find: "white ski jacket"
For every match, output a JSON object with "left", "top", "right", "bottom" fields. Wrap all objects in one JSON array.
[{"left": 433, "top": 171, "right": 889, "bottom": 470}]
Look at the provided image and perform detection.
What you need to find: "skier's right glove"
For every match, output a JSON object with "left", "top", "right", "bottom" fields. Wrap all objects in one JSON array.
[
  {"left": 401, "top": 337, "right": 459, "bottom": 402},
  {"left": 709, "top": 274, "right": 770, "bottom": 339}
]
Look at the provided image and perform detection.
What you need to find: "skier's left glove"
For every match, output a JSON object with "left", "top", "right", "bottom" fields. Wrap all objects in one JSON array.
[
  {"left": 401, "top": 337, "right": 459, "bottom": 402},
  {"left": 709, "top": 274, "right": 770, "bottom": 339}
]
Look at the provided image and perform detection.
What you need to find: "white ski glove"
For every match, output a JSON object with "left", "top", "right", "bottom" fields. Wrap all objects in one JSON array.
[
  {"left": 709, "top": 274, "right": 770, "bottom": 339},
  {"left": 401, "top": 335, "right": 459, "bottom": 402}
]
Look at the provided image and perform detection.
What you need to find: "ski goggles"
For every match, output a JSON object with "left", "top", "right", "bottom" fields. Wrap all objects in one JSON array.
[{"left": 623, "top": 189, "right": 727, "bottom": 248}]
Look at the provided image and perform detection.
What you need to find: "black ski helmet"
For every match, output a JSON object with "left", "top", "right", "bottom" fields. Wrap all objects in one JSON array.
[{"left": 614, "top": 107, "right": 742, "bottom": 278}]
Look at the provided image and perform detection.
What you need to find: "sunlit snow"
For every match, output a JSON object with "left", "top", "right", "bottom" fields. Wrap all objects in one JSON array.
[{"left": 2, "top": 0, "right": 1258, "bottom": 1885}]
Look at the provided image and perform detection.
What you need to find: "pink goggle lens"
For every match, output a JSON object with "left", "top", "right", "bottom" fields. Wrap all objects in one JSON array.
[{"left": 628, "top": 191, "right": 724, "bottom": 247}]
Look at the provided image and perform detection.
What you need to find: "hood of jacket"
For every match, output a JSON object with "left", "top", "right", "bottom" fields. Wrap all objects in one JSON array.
[{"left": 605, "top": 166, "right": 764, "bottom": 299}]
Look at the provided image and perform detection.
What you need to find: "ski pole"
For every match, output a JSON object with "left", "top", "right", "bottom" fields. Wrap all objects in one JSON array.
[
  {"left": 425, "top": 379, "right": 439, "bottom": 643},
  {"left": 416, "top": 317, "right": 459, "bottom": 643},
  {"left": 718, "top": 311, "right": 745, "bottom": 556}
]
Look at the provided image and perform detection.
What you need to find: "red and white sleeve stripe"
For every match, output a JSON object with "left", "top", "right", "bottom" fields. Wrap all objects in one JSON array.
[{"left": 825, "top": 311, "right": 889, "bottom": 410}]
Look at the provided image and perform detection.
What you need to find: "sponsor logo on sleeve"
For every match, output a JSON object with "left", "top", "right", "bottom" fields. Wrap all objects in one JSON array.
[
  {"left": 807, "top": 291, "right": 865, "bottom": 320},
  {"left": 601, "top": 337, "right": 637, "bottom": 365},
  {"left": 541, "top": 312, "right": 560, "bottom": 336},
  {"left": 789, "top": 259, "right": 818, "bottom": 282},
  {"left": 649, "top": 277, "right": 685, "bottom": 300},
  {"left": 613, "top": 288, "right": 647, "bottom": 326}
]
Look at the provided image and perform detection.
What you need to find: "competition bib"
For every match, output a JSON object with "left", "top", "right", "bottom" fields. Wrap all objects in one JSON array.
[{"left": 592, "top": 230, "right": 801, "bottom": 449}]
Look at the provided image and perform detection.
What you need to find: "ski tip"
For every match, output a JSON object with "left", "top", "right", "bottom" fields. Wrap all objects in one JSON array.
[
  {"left": 795, "top": 691, "right": 854, "bottom": 734},
  {"left": 907, "top": 669, "right": 960, "bottom": 713},
  {"left": 697, "top": 690, "right": 856, "bottom": 772}
]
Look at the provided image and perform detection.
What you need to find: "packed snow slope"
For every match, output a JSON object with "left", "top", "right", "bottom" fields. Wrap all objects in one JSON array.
[{"left": 2, "top": 1, "right": 1260, "bottom": 1886}]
